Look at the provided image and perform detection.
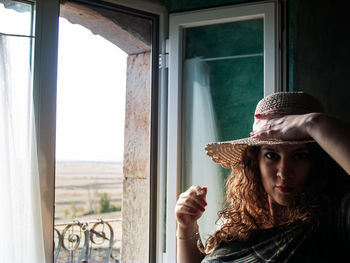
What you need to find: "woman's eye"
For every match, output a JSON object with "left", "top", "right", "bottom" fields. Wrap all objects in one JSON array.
[
  {"left": 265, "top": 152, "right": 279, "bottom": 160},
  {"left": 293, "top": 152, "right": 310, "bottom": 161}
]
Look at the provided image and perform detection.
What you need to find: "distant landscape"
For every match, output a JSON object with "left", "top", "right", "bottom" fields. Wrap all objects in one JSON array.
[
  {"left": 55, "top": 160, "right": 123, "bottom": 219},
  {"left": 55, "top": 161, "right": 123, "bottom": 262}
]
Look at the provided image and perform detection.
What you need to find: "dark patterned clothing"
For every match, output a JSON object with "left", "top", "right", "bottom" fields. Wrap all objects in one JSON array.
[{"left": 202, "top": 185, "right": 350, "bottom": 262}]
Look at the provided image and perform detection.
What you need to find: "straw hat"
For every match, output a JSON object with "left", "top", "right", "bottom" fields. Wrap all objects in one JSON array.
[{"left": 205, "top": 92, "right": 324, "bottom": 169}]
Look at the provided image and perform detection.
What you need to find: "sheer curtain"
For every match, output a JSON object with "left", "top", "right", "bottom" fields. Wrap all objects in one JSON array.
[
  {"left": 183, "top": 57, "right": 223, "bottom": 241},
  {"left": 0, "top": 4, "right": 45, "bottom": 262}
]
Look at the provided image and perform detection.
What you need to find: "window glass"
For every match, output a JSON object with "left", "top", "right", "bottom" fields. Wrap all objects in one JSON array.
[
  {"left": 181, "top": 18, "right": 264, "bottom": 240},
  {"left": 54, "top": 2, "right": 154, "bottom": 262},
  {"left": 0, "top": 0, "right": 45, "bottom": 261},
  {"left": 0, "top": 1, "right": 33, "bottom": 36}
]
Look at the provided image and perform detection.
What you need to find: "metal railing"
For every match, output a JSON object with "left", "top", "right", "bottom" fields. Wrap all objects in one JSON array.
[{"left": 54, "top": 218, "right": 121, "bottom": 263}]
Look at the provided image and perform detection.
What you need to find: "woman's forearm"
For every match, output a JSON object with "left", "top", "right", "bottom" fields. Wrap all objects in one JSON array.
[
  {"left": 177, "top": 224, "right": 204, "bottom": 263},
  {"left": 306, "top": 113, "right": 350, "bottom": 174}
]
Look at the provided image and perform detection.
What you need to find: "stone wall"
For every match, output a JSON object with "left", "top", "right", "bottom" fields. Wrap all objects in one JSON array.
[
  {"left": 121, "top": 52, "right": 151, "bottom": 263},
  {"left": 60, "top": 2, "right": 150, "bottom": 54}
]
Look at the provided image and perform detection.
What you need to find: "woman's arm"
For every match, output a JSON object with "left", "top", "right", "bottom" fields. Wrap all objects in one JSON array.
[
  {"left": 175, "top": 185, "right": 207, "bottom": 263},
  {"left": 305, "top": 113, "right": 350, "bottom": 174},
  {"left": 177, "top": 223, "right": 203, "bottom": 263},
  {"left": 253, "top": 112, "right": 350, "bottom": 174}
]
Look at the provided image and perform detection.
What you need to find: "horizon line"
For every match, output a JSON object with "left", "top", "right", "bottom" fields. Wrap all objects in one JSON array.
[{"left": 56, "top": 160, "right": 123, "bottom": 164}]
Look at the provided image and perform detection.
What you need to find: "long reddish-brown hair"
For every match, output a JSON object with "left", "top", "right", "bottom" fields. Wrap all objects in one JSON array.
[{"left": 200, "top": 145, "right": 331, "bottom": 254}]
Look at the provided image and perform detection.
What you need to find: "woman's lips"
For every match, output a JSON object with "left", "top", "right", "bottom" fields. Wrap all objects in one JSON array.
[{"left": 276, "top": 185, "right": 293, "bottom": 193}]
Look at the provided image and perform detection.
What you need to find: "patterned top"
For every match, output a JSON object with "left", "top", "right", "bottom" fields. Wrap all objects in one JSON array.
[{"left": 202, "top": 186, "right": 350, "bottom": 262}]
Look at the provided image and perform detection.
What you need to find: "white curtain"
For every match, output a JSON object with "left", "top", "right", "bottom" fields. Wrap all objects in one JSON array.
[
  {"left": 0, "top": 31, "right": 45, "bottom": 263},
  {"left": 183, "top": 57, "right": 223, "bottom": 241}
]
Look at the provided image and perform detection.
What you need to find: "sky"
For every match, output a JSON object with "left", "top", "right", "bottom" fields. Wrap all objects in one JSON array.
[
  {"left": 55, "top": 18, "right": 127, "bottom": 163},
  {"left": 0, "top": 5, "right": 128, "bottom": 163}
]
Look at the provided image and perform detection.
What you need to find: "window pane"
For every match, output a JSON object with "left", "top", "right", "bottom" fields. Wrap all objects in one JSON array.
[
  {"left": 0, "top": 1, "right": 33, "bottom": 36},
  {"left": 181, "top": 18, "right": 264, "bottom": 240},
  {"left": 0, "top": 1, "right": 45, "bottom": 261},
  {"left": 55, "top": 2, "right": 153, "bottom": 262}
]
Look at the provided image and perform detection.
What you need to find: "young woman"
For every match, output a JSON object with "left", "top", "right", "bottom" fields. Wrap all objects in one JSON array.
[{"left": 175, "top": 92, "right": 350, "bottom": 262}]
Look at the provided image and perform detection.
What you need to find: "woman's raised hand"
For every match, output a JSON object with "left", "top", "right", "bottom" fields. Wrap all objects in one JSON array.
[
  {"left": 251, "top": 112, "right": 313, "bottom": 141},
  {"left": 252, "top": 112, "right": 350, "bottom": 175},
  {"left": 175, "top": 185, "right": 207, "bottom": 229}
]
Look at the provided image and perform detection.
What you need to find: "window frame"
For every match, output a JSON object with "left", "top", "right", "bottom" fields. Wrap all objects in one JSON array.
[
  {"left": 104, "top": 2, "right": 168, "bottom": 261},
  {"left": 33, "top": 0, "right": 167, "bottom": 262},
  {"left": 166, "top": 1, "right": 284, "bottom": 261},
  {"left": 33, "top": 1, "right": 60, "bottom": 262}
]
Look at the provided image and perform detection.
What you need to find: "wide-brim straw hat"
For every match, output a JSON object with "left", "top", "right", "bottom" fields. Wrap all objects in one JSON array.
[{"left": 205, "top": 92, "right": 324, "bottom": 169}]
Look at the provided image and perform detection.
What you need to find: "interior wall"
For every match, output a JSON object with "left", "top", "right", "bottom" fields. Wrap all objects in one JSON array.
[
  {"left": 292, "top": 0, "right": 350, "bottom": 122},
  {"left": 165, "top": 0, "right": 249, "bottom": 12}
]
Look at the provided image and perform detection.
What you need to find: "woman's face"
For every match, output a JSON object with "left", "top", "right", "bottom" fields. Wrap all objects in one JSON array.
[{"left": 258, "top": 144, "right": 313, "bottom": 206}]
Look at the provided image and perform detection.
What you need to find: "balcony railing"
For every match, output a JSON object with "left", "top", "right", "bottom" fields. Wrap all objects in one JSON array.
[{"left": 54, "top": 218, "right": 121, "bottom": 263}]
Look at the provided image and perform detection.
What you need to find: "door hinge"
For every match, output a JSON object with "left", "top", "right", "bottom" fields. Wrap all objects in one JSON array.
[
  {"left": 159, "top": 39, "right": 169, "bottom": 69},
  {"left": 159, "top": 53, "right": 169, "bottom": 69}
]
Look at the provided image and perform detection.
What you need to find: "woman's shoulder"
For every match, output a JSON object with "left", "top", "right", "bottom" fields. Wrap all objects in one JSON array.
[
  {"left": 202, "top": 219, "right": 348, "bottom": 263},
  {"left": 325, "top": 166, "right": 350, "bottom": 199},
  {"left": 323, "top": 169, "right": 350, "bottom": 220},
  {"left": 201, "top": 221, "right": 314, "bottom": 263}
]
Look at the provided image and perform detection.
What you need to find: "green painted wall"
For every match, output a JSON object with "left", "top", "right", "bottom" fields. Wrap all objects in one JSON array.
[{"left": 167, "top": 0, "right": 249, "bottom": 12}]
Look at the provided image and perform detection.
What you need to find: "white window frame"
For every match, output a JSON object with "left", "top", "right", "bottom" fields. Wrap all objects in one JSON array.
[
  {"left": 166, "top": 1, "right": 281, "bottom": 262},
  {"left": 109, "top": 3, "right": 168, "bottom": 262},
  {"left": 110, "top": 2, "right": 168, "bottom": 262},
  {"left": 33, "top": 1, "right": 60, "bottom": 262},
  {"left": 33, "top": 0, "right": 168, "bottom": 262}
]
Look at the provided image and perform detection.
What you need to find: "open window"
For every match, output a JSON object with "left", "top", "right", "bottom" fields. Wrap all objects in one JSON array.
[
  {"left": 52, "top": 0, "right": 165, "bottom": 262},
  {"left": 166, "top": 1, "right": 284, "bottom": 261},
  {"left": 0, "top": 0, "right": 166, "bottom": 262},
  {"left": 2, "top": 0, "right": 284, "bottom": 262}
]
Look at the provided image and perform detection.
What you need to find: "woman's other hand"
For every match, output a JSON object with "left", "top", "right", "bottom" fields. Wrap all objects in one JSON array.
[
  {"left": 176, "top": 185, "right": 207, "bottom": 263},
  {"left": 175, "top": 185, "right": 207, "bottom": 229}
]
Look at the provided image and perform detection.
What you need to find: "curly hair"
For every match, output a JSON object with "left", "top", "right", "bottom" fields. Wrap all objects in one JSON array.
[{"left": 200, "top": 144, "right": 331, "bottom": 254}]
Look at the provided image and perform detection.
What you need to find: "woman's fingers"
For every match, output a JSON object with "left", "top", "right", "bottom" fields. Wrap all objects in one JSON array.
[
  {"left": 255, "top": 110, "right": 285, "bottom": 120},
  {"left": 252, "top": 121, "right": 278, "bottom": 138},
  {"left": 251, "top": 114, "right": 310, "bottom": 140},
  {"left": 175, "top": 203, "right": 199, "bottom": 216},
  {"left": 177, "top": 196, "right": 206, "bottom": 213},
  {"left": 186, "top": 185, "right": 207, "bottom": 197},
  {"left": 175, "top": 185, "right": 208, "bottom": 227},
  {"left": 180, "top": 187, "right": 207, "bottom": 210}
]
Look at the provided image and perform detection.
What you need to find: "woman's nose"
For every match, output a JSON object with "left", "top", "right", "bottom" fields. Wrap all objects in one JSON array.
[{"left": 276, "top": 158, "right": 292, "bottom": 180}]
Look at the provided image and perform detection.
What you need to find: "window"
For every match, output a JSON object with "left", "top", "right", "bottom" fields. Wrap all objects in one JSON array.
[
  {"left": 1, "top": 0, "right": 167, "bottom": 262},
  {"left": 0, "top": 0, "right": 285, "bottom": 262},
  {"left": 0, "top": 0, "right": 45, "bottom": 261},
  {"left": 166, "top": 2, "right": 283, "bottom": 261},
  {"left": 53, "top": 1, "right": 161, "bottom": 262},
  {"left": 54, "top": 16, "right": 128, "bottom": 262}
]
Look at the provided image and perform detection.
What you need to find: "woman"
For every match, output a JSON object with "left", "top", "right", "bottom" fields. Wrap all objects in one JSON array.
[{"left": 175, "top": 92, "right": 350, "bottom": 262}]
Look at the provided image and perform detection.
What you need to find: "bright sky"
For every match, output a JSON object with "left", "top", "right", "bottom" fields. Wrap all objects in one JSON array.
[
  {"left": 0, "top": 3, "right": 31, "bottom": 35},
  {"left": 55, "top": 18, "right": 127, "bottom": 163},
  {"left": 1, "top": 5, "right": 127, "bottom": 163}
]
